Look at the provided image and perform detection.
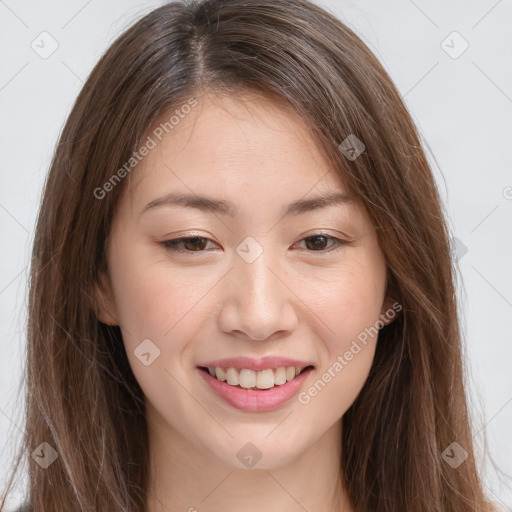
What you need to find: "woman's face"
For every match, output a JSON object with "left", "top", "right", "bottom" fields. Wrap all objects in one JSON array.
[{"left": 97, "top": 92, "right": 394, "bottom": 469}]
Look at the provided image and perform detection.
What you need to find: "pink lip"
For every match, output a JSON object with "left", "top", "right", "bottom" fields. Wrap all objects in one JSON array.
[
  {"left": 197, "top": 366, "right": 314, "bottom": 412},
  {"left": 197, "top": 356, "right": 314, "bottom": 371}
]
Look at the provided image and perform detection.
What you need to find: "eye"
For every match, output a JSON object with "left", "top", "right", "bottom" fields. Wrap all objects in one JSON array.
[
  {"left": 293, "top": 234, "right": 349, "bottom": 253},
  {"left": 161, "top": 236, "right": 218, "bottom": 254},
  {"left": 161, "top": 233, "right": 349, "bottom": 255}
]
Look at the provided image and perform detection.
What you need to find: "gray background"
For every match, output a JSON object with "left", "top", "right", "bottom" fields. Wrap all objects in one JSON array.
[{"left": 1, "top": 0, "right": 511, "bottom": 510}]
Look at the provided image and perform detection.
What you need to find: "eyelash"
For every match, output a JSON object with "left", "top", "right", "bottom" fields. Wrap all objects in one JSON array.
[{"left": 161, "top": 233, "right": 349, "bottom": 256}]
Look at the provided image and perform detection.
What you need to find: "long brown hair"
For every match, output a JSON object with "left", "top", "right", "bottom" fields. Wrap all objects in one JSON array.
[{"left": 1, "top": 0, "right": 499, "bottom": 510}]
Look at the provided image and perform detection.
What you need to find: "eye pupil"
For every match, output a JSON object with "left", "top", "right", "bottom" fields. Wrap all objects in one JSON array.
[
  {"left": 184, "top": 236, "right": 207, "bottom": 251},
  {"left": 305, "top": 235, "right": 328, "bottom": 251}
]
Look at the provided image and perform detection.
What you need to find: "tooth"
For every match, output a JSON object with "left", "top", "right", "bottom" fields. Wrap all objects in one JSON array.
[
  {"left": 226, "top": 367, "right": 239, "bottom": 386},
  {"left": 215, "top": 367, "right": 227, "bottom": 381},
  {"left": 239, "top": 369, "right": 256, "bottom": 389},
  {"left": 212, "top": 366, "right": 303, "bottom": 388},
  {"left": 256, "top": 369, "right": 275, "bottom": 389},
  {"left": 274, "top": 367, "right": 287, "bottom": 385}
]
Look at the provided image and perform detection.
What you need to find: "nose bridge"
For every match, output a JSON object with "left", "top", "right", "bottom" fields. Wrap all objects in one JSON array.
[
  {"left": 235, "top": 239, "right": 280, "bottom": 309},
  {"left": 222, "top": 236, "right": 296, "bottom": 340}
]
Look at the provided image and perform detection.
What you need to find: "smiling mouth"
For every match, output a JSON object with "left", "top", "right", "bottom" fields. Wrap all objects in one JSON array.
[{"left": 198, "top": 365, "right": 314, "bottom": 390}]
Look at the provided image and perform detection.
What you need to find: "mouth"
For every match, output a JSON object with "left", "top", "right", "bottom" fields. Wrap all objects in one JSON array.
[{"left": 197, "top": 365, "right": 315, "bottom": 391}]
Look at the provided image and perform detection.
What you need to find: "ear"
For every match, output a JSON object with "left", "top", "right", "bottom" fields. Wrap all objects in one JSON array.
[
  {"left": 378, "top": 296, "right": 401, "bottom": 328},
  {"left": 93, "top": 270, "right": 119, "bottom": 326}
]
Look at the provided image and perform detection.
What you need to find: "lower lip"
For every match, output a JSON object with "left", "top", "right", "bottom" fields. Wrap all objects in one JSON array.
[{"left": 197, "top": 367, "right": 314, "bottom": 412}]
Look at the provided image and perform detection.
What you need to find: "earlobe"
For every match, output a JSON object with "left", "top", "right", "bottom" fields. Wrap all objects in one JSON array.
[{"left": 93, "top": 271, "right": 119, "bottom": 326}]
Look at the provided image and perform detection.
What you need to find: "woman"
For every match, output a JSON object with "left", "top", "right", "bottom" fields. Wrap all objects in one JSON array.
[{"left": 1, "top": 0, "right": 499, "bottom": 510}]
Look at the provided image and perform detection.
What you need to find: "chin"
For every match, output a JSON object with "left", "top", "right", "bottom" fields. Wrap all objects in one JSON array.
[{"left": 206, "top": 435, "right": 309, "bottom": 471}]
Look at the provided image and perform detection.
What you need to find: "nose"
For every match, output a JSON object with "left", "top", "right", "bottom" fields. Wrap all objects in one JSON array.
[{"left": 217, "top": 248, "right": 299, "bottom": 341}]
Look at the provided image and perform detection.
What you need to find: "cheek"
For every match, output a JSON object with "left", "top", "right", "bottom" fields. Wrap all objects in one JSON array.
[
  {"left": 107, "top": 249, "right": 207, "bottom": 407},
  {"left": 309, "top": 252, "right": 386, "bottom": 346},
  {"left": 108, "top": 245, "right": 208, "bottom": 343},
  {"left": 297, "top": 263, "right": 384, "bottom": 418}
]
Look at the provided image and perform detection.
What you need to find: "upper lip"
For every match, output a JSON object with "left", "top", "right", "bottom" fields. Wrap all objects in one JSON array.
[{"left": 197, "top": 356, "right": 315, "bottom": 371}]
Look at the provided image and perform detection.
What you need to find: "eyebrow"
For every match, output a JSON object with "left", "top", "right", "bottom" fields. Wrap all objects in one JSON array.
[{"left": 140, "top": 191, "right": 353, "bottom": 219}]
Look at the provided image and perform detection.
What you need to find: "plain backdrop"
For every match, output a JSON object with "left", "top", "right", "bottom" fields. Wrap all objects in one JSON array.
[{"left": 1, "top": 0, "right": 511, "bottom": 510}]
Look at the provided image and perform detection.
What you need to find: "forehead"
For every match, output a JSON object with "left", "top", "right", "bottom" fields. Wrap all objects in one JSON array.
[{"left": 125, "top": 91, "right": 351, "bottom": 212}]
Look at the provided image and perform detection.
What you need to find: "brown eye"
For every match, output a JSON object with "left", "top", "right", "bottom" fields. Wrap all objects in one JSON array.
[
  {"left": 161, "top": 233, "right": 349, "bottom": 256},
  {"left": 304, "top": 235, "right": 331, "bottom": 251},
  {"left": 162, "top": 236, "right": 217, "bottom": 253},
  {"left": 297, "top": 234, "right": 348, "bottom": 253}
]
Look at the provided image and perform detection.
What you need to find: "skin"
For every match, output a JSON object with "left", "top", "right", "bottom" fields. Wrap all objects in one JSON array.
[{"left": 95, "top": 91, "right": 395, "bottom": 512}]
